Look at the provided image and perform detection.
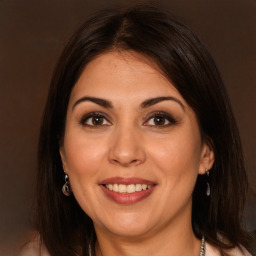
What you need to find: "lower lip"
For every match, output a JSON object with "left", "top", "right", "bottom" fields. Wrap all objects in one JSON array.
[{"left": 100, "top": 185, "right": 155, "bottom": 204}]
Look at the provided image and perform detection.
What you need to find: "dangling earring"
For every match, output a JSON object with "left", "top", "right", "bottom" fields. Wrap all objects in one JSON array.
[
  {"left": 206, "top": 169, "right": 210, "bottom": 196},
  {"left": 62, "top": 173, "right": 72, "bottom": 196}
]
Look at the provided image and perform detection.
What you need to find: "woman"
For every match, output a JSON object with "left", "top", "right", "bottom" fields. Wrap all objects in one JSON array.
[{"left": 25, "top": 5, "right": 254, "bottom": 256}]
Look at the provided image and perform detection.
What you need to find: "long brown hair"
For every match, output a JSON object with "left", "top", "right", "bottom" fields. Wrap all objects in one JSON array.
[{"left": 35, "top": 5, "right": 254, "bottom": 256}]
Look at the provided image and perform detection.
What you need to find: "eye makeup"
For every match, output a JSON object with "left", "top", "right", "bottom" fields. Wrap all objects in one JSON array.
[
  {"left": 79, "top": 112, "right": 112, "bottom": 127},
  {"left": 143, "top": 111, "right": 178, "bottom": 128}
]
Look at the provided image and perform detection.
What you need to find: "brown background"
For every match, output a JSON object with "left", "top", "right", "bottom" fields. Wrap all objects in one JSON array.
[{"left": 0, "top": 0, "right": 255, "bottom": 255}]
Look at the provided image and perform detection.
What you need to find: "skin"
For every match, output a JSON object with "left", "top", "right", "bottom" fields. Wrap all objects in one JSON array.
[{"left": 60, "top": 51, "right": 214, "bottom": 256}]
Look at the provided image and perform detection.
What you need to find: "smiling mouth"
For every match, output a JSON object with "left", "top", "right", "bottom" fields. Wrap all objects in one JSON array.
[
  {"left": 99, "top": 177, "right": 156, "bottom": 204},
  {"left": 104, "top": 184, "right": 153, "bottom": 194}
]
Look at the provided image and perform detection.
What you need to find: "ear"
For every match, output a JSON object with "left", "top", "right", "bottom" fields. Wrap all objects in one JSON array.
[
  {"left": 59, "top": 147, "right": 68, "bottom": 174},
  {"left": 198, "top": 140, "right": 215, "bottom": 175}
]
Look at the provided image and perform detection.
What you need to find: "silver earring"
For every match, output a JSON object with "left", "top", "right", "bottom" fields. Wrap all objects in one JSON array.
[
  {"left": 206, "top": 169, "right": 210, "bottom": 196},
  {"left": 62, "top": 174, "right": 72, "bottom": 196}
]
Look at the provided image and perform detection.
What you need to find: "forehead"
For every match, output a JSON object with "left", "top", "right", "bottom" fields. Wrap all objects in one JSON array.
[{"left": 69, "top": 51, "right": 185, "bottom": 106}]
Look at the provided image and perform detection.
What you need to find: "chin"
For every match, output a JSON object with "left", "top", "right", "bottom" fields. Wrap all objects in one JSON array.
[
  {"left": 107, "top": 224, "right": 152, "bottom": 238},
  {"left": 95, "top": 212, "right": 155, "bottom": 238}
]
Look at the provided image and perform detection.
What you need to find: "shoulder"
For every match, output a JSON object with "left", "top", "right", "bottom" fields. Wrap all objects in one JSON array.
[
  {"left": 18, "top": 233, "right": 50, "bottom": 256},
  {"left": 206, "top": 242, "right": 252, "bottom": 256}
]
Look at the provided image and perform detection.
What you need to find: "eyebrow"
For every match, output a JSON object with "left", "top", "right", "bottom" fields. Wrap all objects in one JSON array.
[
  {"left": 72, "top": 96, "right": 185, "bottom": 111},
  {"left": 140, "top": 96, "right": 185, "bottom": 111},
  {"left": 72, "top": 96, "right": 113, "bottom": 111}
]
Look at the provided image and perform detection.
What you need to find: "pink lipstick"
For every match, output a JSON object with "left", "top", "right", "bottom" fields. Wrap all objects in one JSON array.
[{"left": 99, "top": 177, "right": 156, "bottom": 204}]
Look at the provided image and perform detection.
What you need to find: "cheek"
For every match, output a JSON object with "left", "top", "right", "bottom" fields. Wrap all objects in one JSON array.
[
  {"left": 147, "top": 126, "right": 202, "bottom": 189},
  {"left": 62, "top": 133, "right": 107, "bottom": 217},
  {"left": 63, "top": 131, "right": 107, "bottom": 185},
  {"left": 149, "top": 134, "right": 201, "bottom": 171}
]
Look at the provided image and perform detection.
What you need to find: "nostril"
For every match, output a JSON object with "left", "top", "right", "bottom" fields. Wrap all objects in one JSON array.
[{"left": 111, "top": 157, "right": 141, "bottom": 167}]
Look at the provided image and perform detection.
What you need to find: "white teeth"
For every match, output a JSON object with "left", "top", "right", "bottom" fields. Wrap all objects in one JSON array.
[
  {"left": 142, "top": 184, "right": 147, "bottom": 190},
  {"left": 135, "top": 184, "right": 142, "bottom": 192},
  {"left": 113, "top": 184, "right": 119, "bottom": 192},
  {"left": 118, "top": 184, "right": 127, "bottom": 193},
  {"left": 127, "top": 184, "right": 135, "bottom": 193},
  {"left": 105, "top": 184, "right": 152, "bottom": 193}
]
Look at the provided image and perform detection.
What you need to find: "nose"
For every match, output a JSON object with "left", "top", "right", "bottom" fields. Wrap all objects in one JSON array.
[{"left": 108, "top": 125, "right": 146, "bottom": 167}]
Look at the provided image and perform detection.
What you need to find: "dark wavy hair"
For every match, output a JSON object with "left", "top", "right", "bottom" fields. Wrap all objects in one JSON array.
[{"left": 35, "top": 5, "right": 254, "bottom": 256}]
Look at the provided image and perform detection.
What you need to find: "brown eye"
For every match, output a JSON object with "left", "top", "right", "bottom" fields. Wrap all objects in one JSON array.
[
  {"left": 144, "top": 112, "right": 177, "bottom": 127},
  {"left": 81, "top": 113, "right": 111, "bottom": 127},
  {"left": 153, "top": 116, "right": 166, "bottom": 126},
  {"left": 92, "top": 116, "right": 104, "bottom": 125}
]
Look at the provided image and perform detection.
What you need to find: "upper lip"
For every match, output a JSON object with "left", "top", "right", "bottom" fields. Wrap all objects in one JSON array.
[{"left": 99, "top": 176, "right": 156, "bottom": 185}]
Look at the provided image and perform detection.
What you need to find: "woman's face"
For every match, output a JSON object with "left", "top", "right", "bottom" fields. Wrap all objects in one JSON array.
[{"left": 60, "top": 51, "right": 214, "bottom": 239}]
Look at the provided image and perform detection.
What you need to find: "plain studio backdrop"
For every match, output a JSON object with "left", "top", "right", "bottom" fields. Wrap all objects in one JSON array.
[{"left": 0, "top": 0, "right": 255, "bottom": 255}]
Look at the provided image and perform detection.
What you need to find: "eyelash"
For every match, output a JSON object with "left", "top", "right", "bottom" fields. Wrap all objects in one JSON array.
[
  {"left": 80, "top": 111, "right": 177, "bottom": 128},
  {"left": 143, "top": 112, "right": 177, "bottom": 127},
  {"left": 80, "top": 112, "right": 111, "bottom": 127}
]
